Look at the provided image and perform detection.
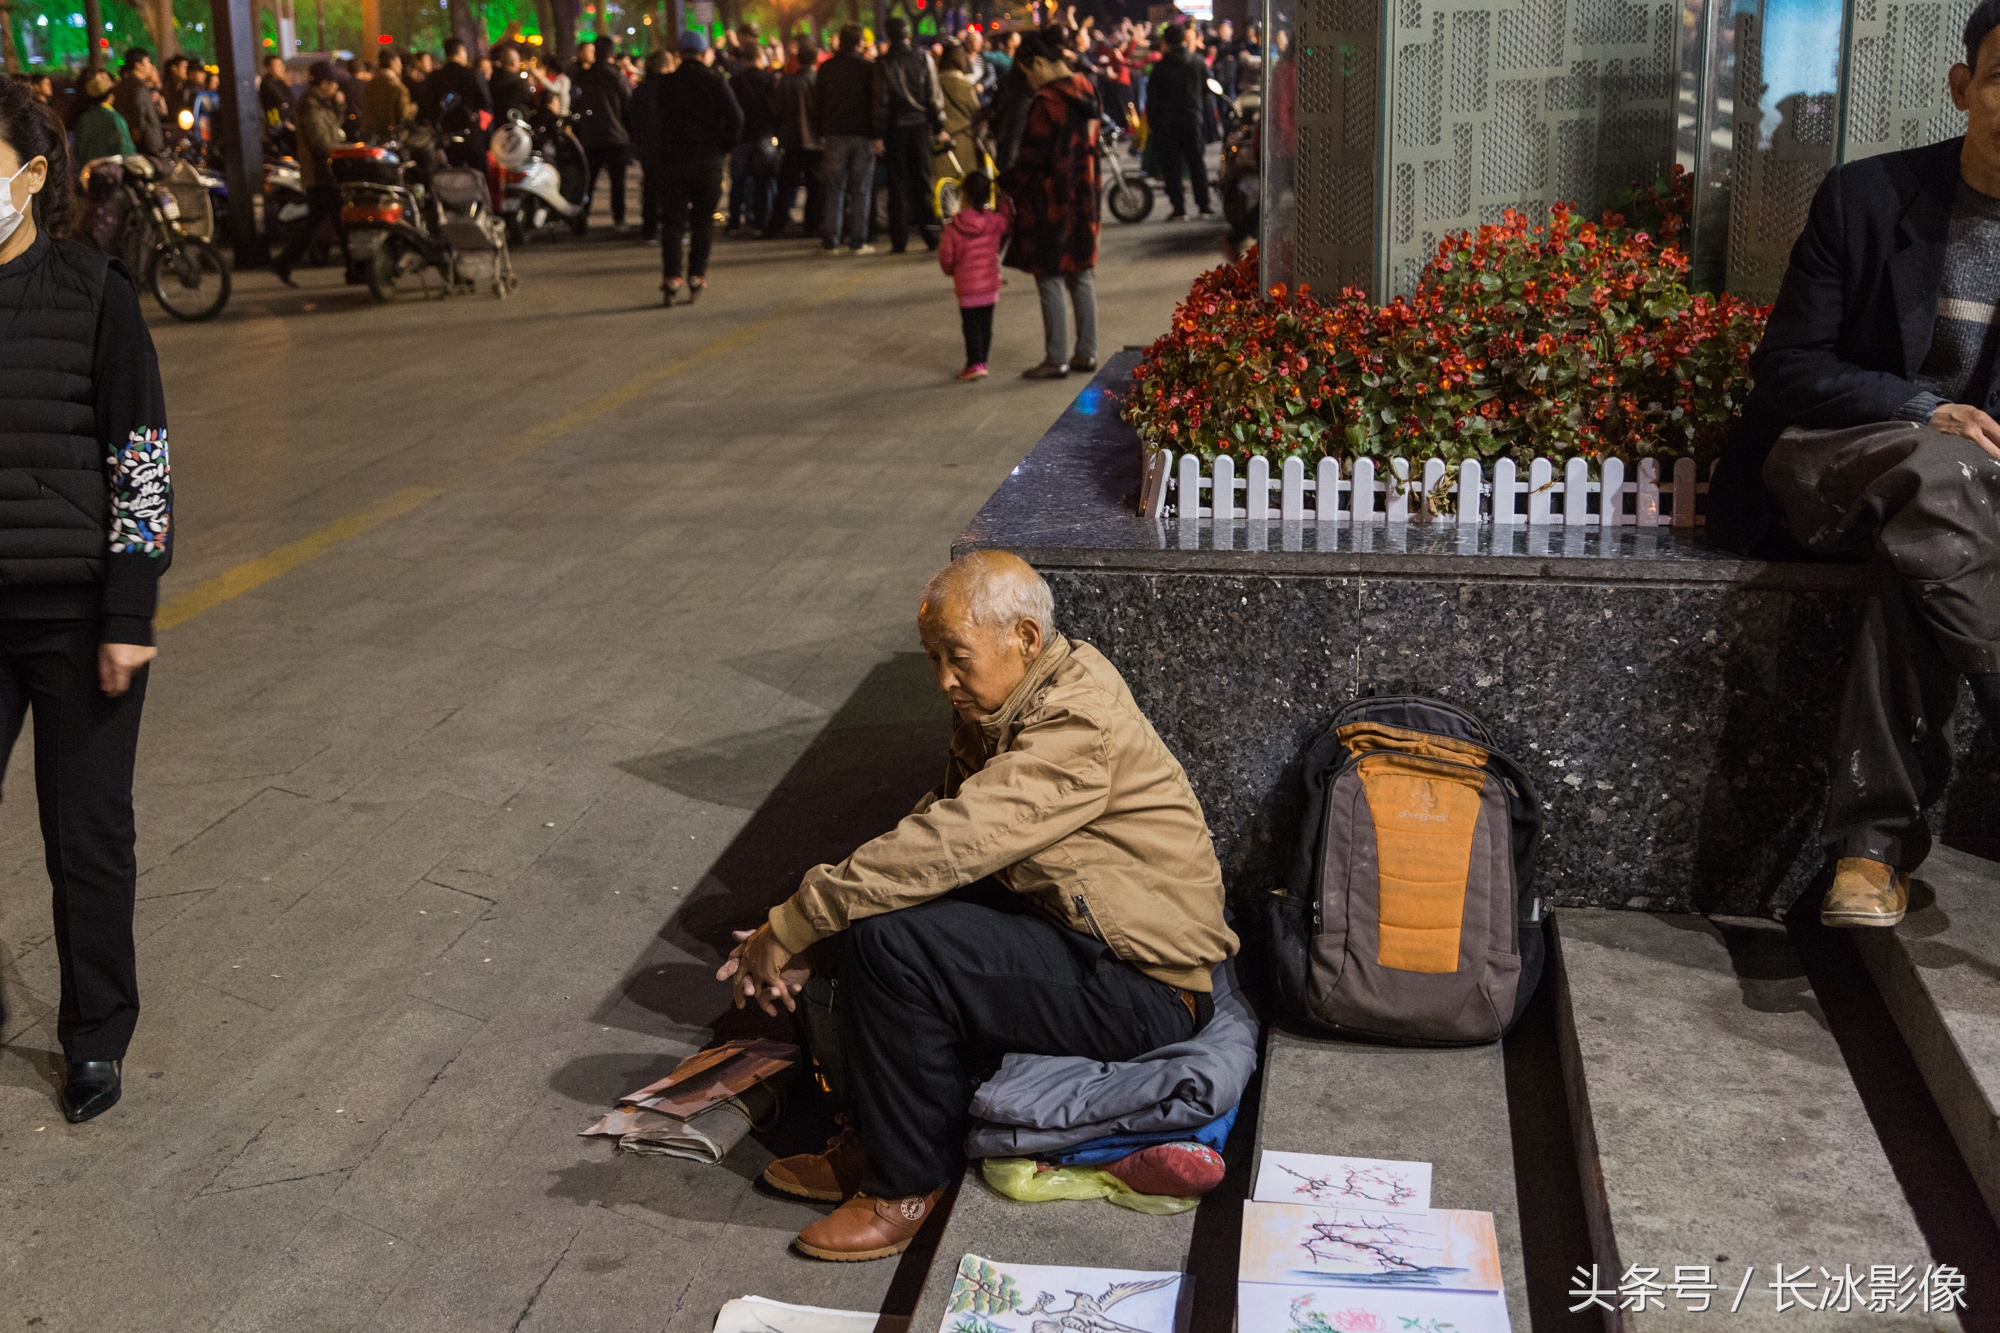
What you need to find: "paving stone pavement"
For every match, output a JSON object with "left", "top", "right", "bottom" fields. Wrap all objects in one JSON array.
[{"left": 0, "top": 182, "right": 1230, "bottom": 1331}]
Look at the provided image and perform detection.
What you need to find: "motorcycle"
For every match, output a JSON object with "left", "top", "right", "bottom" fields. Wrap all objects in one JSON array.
[
  {"left": 78, "top": 153, "right": 232, "bottom": 321},
  {"left": 1219, "top": 84, "right": 1261, "bottom": 260},
  {"left": 331, "top": 142, "right": 516, "bottom": 301},
  {"left": 1099, "top": 112, "right": 1153, "bottom": 224},
  {"left": 491, "top": 110, "right": 590, "bottom": 243}
]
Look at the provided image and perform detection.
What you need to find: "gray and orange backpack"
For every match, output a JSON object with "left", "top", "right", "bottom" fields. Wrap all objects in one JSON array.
[{"left": 1262, "top": 696, "right": 1545, "bottom": 1046}]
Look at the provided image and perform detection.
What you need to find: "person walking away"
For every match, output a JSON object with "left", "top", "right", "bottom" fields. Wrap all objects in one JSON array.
[
  {"left": 72, "top": 72, "right": 135, "bottom": 164},
  {"left": 429, "top": 39, "right": 493, "bottom": 166},
  {"left": 937, "top": 170, "right": 1011, "bottom": 379},
  {"left": 271, "top": 63, "right": 351, "bottom": 285},
  {"left": 813, "top": 24, "right": 878, "bottom": 254},
  {"left": 766, "top": 34, "right": 823, "bottom": 237},
  {"left": 0, "top": 80, "right": 174, "bottom": 1126},
  {"left": 729, "top": 43, "right": 780, "bottom": 234},
  {"left": 113, "top": 50, "right": 165, "bottom": 156},
  {"left": 934, "top": 41, "right": 984, "bottom": 187},
  {"left": 360, "top": 49, "right": 415, "bottom": 142},
  {"left": 631, "top": 50, "right": 672, "bottom": 242},
  {"left": 572, "top": 36, "right": 634, "bottom": 232},
  {"left": 1146, "top": 24, "right": 1211, "bottom": 220},
  {"left": 1000, "top": 31, "right": 1100, "bottom": 379},
  {"left": 873, "top": 16, "right": 946, "bottom": 253},
  {"left": 490, "top": 43, "right": 537, "bottom": 123},
  {"left": 651, "top": 30, "right": 742, "bottom": 304}
]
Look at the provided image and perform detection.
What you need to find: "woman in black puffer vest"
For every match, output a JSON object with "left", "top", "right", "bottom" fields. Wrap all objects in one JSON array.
[{"left": 0, "top": 78, "right": 172, "bottom": 1125}]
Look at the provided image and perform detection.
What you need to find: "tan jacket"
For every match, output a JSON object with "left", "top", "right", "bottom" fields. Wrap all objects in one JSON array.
[
  {"left": 768, "top": 637, "right": 1238, "bottom": 991},
  {"left": 360, "top": 70, "right": 415, "bottom": 142}
]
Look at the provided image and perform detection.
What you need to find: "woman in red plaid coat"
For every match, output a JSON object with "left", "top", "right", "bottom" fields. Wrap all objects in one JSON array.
[{"left": 999, "top": 31, "right": 1102, "bottom": 380}]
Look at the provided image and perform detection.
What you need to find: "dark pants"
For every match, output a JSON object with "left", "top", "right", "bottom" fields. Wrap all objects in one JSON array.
[
  {"left": 274, "top": 182, "right": 349, "bottom": 272},
  {"left": 840, "top": 888, "right": 1201, "bottom": 1196},
  {"left": 729, "top": 138, "right": 777, "bottom": 231},
  {"left": 640, "top": 161, "right": 663, "bottom": 240},
  {"left": 583, "top": 142, "right": 629, "bottom": 225},
  {"left": 0, "top": 620, "right": 148, "bottom": 1063},
  {"left": 1154, "top": 119, "right": 1210, "bottom": 215},
  {"left": 1765, "top": 422, "right": 2000, "bottom": 870},
  {"left": 960, "top": 303, "right": 994, "bottom": 366},
  {"left": 766, "top": 146, "right": 823, "bottom": 236},
  {"left": 659, "top": 155, "right": 725, "bottom": 280},
  {"left": 882, "top": 123, "right": 938, "bottom": 252}
]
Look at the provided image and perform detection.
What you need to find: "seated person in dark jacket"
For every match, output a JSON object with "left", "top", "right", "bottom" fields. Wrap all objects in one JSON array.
[{"left": 1712, "top": 0, "right": 2000, "bottom": 930}]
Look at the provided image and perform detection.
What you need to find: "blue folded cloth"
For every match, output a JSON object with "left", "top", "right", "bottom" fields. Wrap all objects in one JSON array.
[{"left": 1051, "top": 1103, "right": 1238, "bottom": 1166}]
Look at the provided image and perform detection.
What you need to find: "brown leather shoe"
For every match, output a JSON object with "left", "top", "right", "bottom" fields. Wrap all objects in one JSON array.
[
  {"left": 1821, "top": 856, "right": 1911, "bottom": 927},
  {"left": 794, "top": 1190, "right": 943, "bottom": 1261},
  {"left": 763, "top": 1125, "right": 867, "bottom": 1202}
]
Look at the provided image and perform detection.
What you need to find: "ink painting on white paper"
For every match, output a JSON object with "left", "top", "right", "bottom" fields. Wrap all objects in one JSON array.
[
  {"left": 936, "top": 1255, "right": 1188, "bottom": 1333},
  {"left": 1253, "top": 1152, "right": 1432, "bottom": 1211}
]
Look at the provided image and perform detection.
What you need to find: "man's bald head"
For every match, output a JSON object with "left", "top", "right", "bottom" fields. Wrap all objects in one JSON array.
[
  {"left": 919, "top": 551, "right": 1056, "bottom": 640},
  {"left": 917, "top": 553, "right": 1059, "bottom": 718}
]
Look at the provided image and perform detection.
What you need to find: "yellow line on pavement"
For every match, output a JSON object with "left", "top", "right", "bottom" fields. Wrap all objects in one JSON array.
[
  {"left": 157, "top": 484, "right": 444, "bottom": 630},
  {"left": 158, "top": 268, "right": 878, "bottom": 632}
]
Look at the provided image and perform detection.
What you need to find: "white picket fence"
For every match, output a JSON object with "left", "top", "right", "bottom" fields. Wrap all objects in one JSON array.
[{"left": 1138, "top": 449, "right": 1714, "bottom": 527}]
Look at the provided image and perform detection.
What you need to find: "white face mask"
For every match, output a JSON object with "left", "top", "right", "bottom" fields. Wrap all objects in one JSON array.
[{"left": 0, "top": 160, "right": 37, "bottom": 249}]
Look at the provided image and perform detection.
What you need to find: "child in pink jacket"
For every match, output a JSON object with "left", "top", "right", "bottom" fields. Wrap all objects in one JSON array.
[{"left": 937, "top": 174, "right": 1014, "bottom": 381}]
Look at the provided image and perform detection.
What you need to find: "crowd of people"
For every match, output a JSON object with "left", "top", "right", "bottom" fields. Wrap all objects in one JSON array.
[{"left": 6, "top": 11, "right": 1258, "bottom": 374}]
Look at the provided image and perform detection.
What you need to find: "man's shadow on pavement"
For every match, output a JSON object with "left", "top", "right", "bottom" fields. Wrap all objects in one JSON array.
[{"left": 549, "top": 650, "right": 949, "bottom": 1139}]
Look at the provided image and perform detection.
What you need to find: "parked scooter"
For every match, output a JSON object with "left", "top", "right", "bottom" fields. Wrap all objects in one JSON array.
[
  {"left": 1099, "top": 111, "right": 1153, "bottom": 224},
  {"left": 491, "top": 110, "right": 589, "bottom": 243},
  {"left": 263, "top": 125, "right": 320, "bottom": 266},
  {"left": 331, "top": 142, "right": 517, "bottom": 300},
  {"left": 1219, "top": 84, "right": 1261, "bottom": 260}
]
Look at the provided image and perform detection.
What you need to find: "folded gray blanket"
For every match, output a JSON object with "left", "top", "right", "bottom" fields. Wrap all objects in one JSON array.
[{"left": 962, "top": 957, "right": 1259, "bottom": 1159}]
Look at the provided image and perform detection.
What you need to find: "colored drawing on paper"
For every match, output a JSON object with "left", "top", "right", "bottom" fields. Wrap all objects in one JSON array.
[
  {"left": 1253, "top": 1153, "right": 1433, "bottom": 1210},
  {"left": 939, "top": 1255, "right": 1185, "bottom": 1333},
  {"left": 1235, "top": 1282, "right": 1510, "bottom": 1333},
  {"left": 1239, "top": 1202, "right": 1502, "bottom": 1294}
]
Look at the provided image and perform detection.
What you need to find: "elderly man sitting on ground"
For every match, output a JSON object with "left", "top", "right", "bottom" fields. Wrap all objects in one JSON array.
[{"left": 716, "top": 551, "right": 1238, "bottom": 1261}]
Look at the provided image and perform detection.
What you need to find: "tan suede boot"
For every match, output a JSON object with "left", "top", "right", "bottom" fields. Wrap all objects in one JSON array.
[
  {"left": 763, "top": 1123, "right": 868, "bottom": 1203},
  {"left": 1820, "top": 856, "right": 1911, "bottom": 927},
  {"left": 794, "top": 1190, "right": 943, "bottom": 1261}
]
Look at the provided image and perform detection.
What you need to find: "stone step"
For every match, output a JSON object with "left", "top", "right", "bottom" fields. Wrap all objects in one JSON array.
[
  {"left": 1852, "top": 845, "right": 2000, "bottom": 1222},
  {"left": 1554, "top": 910, "right": 1952, "bottom": 1330},
  {"left": 1250, "top": 1027, "right": 1532, "bottom": 1327},
  {"left": 905, "top": 1166, "right": 1201, "bottom": 1333}
]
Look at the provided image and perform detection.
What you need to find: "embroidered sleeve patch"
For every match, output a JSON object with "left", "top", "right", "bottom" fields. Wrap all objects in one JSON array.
[{"left": 108, "top": 429, "right": 171, "bottom": 557}]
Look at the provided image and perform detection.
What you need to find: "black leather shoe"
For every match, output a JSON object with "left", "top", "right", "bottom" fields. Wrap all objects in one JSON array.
[{"left": 62, "top": 1060, "right": 121, "bottom": 1123}]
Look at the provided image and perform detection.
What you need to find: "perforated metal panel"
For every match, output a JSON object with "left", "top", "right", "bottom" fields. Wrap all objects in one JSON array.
[
  {"left": 1268, "top": 0, "right": 1972, "bottom": 303},
  {"left": 1381, "top": 0, "right": 1676, "bottom": 292},
  {"left": 1288, "top": 0, "right": 1383, "bottom": 294},
  {"left": 1844, "top": 0, "right": 1974, "bottom": 158}
]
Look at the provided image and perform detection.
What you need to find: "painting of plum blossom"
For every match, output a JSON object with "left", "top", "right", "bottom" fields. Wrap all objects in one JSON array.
[
  {"left": 1253, "top": 1153, "right": 1433, "bottom": 1211},
  {"left": 1235, "top": 1284, "right": 1509, "bottom": 1333},
  {"left": 1238, "top": 1202, "right": 1502, "bottom": 1293}
]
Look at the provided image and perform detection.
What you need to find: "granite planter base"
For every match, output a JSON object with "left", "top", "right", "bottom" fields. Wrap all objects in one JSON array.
[{"left": 958, "top": 354, "right": 1998, "bottom": 915}]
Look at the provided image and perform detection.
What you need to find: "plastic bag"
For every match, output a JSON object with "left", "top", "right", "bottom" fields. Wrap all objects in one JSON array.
[{"left": 980, "top": 1157, "right": 1200, "bottom": 1216}]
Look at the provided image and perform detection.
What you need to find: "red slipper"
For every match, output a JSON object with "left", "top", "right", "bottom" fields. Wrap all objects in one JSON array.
[{"left": 1101, "top": 1142, "right": 1226, "bottom": 1197}]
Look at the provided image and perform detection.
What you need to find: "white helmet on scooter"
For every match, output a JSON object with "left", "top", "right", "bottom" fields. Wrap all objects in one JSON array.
[{"left": 490, "top": 118, "right": 533, "bottom": 170}]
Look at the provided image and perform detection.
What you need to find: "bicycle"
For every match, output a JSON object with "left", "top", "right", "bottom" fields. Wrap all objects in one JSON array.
[{"left": 932, "top": 142, "right": 998, "bottom": 221}]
